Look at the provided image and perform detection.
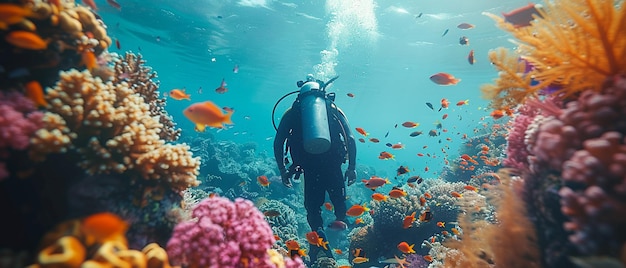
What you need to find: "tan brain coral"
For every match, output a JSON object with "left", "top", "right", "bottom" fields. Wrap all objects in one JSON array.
[{"left": 30, "top": 69, "right": 199, "bottom": 191}]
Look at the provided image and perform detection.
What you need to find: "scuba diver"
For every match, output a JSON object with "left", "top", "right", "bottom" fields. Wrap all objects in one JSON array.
[{"left": 273, "top": 74, "right": 357, "bottom": 263}]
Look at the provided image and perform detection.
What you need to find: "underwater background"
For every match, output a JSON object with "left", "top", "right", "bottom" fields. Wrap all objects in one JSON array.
[{"left": 0, "top": 0, "right": 625, "bottom": 267}]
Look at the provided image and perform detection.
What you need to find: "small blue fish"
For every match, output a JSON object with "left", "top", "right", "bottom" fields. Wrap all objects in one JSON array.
[
  {"left": 384, "top": 131, "right": 389, "bottom": 138},
  {"left": 385, "top": 143, "right": 393, "bottom": 147},
  {"left": 426, "top": 102, "right": 434, "bottom": 110},
  {"left": 442, "top": 29, "right": 449, "bottom": 37}
]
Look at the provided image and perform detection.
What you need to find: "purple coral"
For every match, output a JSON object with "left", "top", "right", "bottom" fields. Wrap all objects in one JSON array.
[
  {"left": 166, "top": 197, "right": 279, "bottom": 267},
  {"left": 559, "top": 131, "right": 626, "bottom": 254},
  {"left": 0, "top": 91, "right": 43, "bottom": 180}
]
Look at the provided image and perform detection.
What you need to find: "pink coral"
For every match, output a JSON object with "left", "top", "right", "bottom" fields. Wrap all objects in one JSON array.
[
  {"left": 0, "top": 91, "right": 43, "bottom": 180},
  {"left": 166, "top": 197, "right": 279, "bottom": 267}
]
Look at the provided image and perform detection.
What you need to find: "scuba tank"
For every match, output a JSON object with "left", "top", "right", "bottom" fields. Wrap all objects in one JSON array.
[{"left": 298, "top": 79, "right": 331, "bottom": 154}]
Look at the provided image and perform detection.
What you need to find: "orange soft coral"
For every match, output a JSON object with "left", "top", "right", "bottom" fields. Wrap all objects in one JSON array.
[{"left": 482, "top": 0, "right": 626, "bottom": 109}]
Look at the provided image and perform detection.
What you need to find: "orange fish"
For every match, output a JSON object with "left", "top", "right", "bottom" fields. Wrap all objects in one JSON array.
[
  {"left": 451, "top": 227, "right": 461, "bottom": 236},
  {"left": 468, "top": 49, "right": 476, "bottom": 65},
  {"left": 324, "top": 202, "right": 333, "bottom": 211},
  {"left": 0, "top": 4, "right": 33, "bottom": 27},
  {"left": 388, "top": 187, "right": 407, "bottom": 198},
  {"left": 456, "top": 99, "right": 469, "bottom": 106},
  {"left": 334, "top": 248, "right": 344, "bottom": 254},
  {"left": 430, "top": 236, "right": 436, "bottom": 243},
  {"left": 423, "top": 192, "right": 432, "bottom": 199},
  {"left": 419, "top": 208, "right": 432, "bottom": 222},
  {"left": 369, "top": 138, "right": 380, "bottom": 143},
  {"left": 81, "top": 212, "right": 128, "bottom": 245},
  {"left": 81, "top": 50, "right": 97, "bottom": 71},
  {"left": 396, "top": 165, "right": 409, "bottom": 175},
  {"left": 397, "top": 241, "right": 415, "bottom": 254},
  {"left": 306, "top": 231, "right": 329, "bottom": 250},
  {"left": 352, "top": 257, "right": 369, "bottom": 264},
  {"left": 355, "top": 218, "right": 364, "bottom": 225},
  {"left": 417, "top": 153, "right": 424, "bottom": 157},
  {"left": 5, "top": 30, "right": 48, "bottom": 50},
  {"left": 442, "top": 230, "right": 450, "bottom": 236},
  {"left": 450, "top": 191, "right": 463, "bottom": 198},
  {"left": 424, "top": 255, "right": 434, "bottom": 262},
  {"left": 346, "top": 204, "right": 369, "bottom": 217},
  {"left": 430, "top": 72, "right": 460, "bottom": 85},
  {"left": 183, "top": 101, "right": 233, "bottom": 132},
  {"left": 24, "top": 81, "right": 47, "bottom": 107},
  {"left": 391, "top": 143, "right": 404, "bottom": 149},
  {"left": 402, "top": 121, "right": 419, "bottom": 128},
  {"left": 442, "top": 113, "right": 448, "bottom": 120},
  {"left": 285, "top": 240, "right": 306, "bottom": 257},
  {"left": 464, "top": 185, "right": 478, "bottom": 192},
  {"left": 257, "top": 175, "right": 270, "bottom": 187},
  {"left": 378, "top": 151, "right": 395, "bottom": 160},
  {"left": 355, "top": 127, "right": 368, "bottom": 136},
  {"left": 437, "top": 221, "right": 446, "bottom": 228},
  {"left": 215, "top": 78, "right": 228, "bottom": 94},
  {"left": 424, "top": 166, "right": 429, "bottom": 172},
  {"left": 169, "top": 88, "right": 191, "bottom": 100},
  {"left": 346, "top": 93, "right": 355, "bottom": 97},
  {"left": 441, "top": 98, "right": 450, "bottom": 109},
  {"left": 371, "top": 193, "right": 388, "bottom": 202},
  {"left": 491, "top": 109, "right": 505, "bottom": 119},
  {"left": 362, "top": 176, "right": 389, "bottom": 190},
  {"left": 402, "top": 212, "right": 416, "bottom": 229}
]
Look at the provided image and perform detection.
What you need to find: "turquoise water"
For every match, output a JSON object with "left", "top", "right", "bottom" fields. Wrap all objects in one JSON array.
[{"left": 98, "top": 0, "right": 528, "bottom": 175}]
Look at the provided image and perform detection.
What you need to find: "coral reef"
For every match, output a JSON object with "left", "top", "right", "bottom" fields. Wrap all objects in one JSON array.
[
  {"left": 112, "top": 52, "right": 180, "bottom": 141},
  {"left": 166, "top": 197, "right": 283, "bottom": 268},
  {"left": 29, "top": 213, "right": 174, "bottom": 268},
  {"left": 0, "top": 91, "right": 43, "bottom": 180},
  {"left": 481, "top": 0, "right": 626, "bottom": 109},
  {"left": 0, "top": 1, "right": 112, "bottom": 89},
  {"left": 29, "top": 69, "right": 199, "bottom": 191}
]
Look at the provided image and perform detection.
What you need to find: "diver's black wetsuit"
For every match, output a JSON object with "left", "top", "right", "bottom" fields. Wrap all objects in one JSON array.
[{"left": 273, "top": 99, "right": 356, "bottom": 231}]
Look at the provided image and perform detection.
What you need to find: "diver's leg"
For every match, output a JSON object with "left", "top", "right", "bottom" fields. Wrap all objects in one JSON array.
[
  {"left": 304, "top": 171, "right": 325, "bottom": 231},
  {"left": 327, "top": 167, "right": 347, "bottom": 222}
]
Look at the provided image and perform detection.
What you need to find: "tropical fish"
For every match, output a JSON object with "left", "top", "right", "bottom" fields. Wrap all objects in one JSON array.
[
  {"left": 397, "top": 242, "right": 416, "bottom": 254},
  {"left": 402, "top": 212, "right": 416, "bottom": 228},
  {"left": 402, "top": 121, "right": 419, "bottom": 128},
  {"left": 263, "top": 210, "right": 280, "bottom": 217},
  {"left": 115, "top": 39, "right": 121, "bottom": 49},
  {"left": 362, "top": 176, "right": 389, "bottom": 190},
  {"left": 328, "top": 220, "right": 348, "bottom": 231},
  {"left": 378, "top": 151, "right": 394, "bottom": 160},
  {"left": 457, "top": 22, "right": 475, "bottom": 29},
  {"left": 502, "top": 3, "right": 543, "bottom": 28},
  {"left": 437, "top": 221, "right": 446, "bottom": 228},
  {"left": 441, "top": 98, "right": 450, "bottom": 109},
  {"left": 459, "top": 36, "right": 469, "bottom": 45},
  {"left": 257, "top": 175, "right": 270, "bottom": 186},
  {"left": 464, "top": 185, "right": 479, "bottom": 192},
  {"left": 396, "top": 166, "right": 409, "bottom": 176},
  {"left": 425, "top": 102, "right": 434, "bottom": 110},
  {"left": 441, "top": 28, "right": 449, "bottom": 36},
  {"left": 183, "top": 101, "right": 233, "bottom": 132},
  {"left": 491, "top": 109, "right": 505, "bottom": 119},
  {"left": 371, "top": 193, "right": 388, "bottom": 202},
  {"left": 355, "top": 127, "right": 368, "bottom": 136},
  {"left": 353, "top": 257, "right": 369, "bottom": 264},
  {"left": 81, "top": 50, "right": 97, "bottom": 71},
  {"left": 388, "top": 187, "right": 407, "bottom": 198},
  {"left": 358, "top": 138, "right": 365, "bottom": 143},
  {"left": 391, "top": 143, "right": 404, "bottom": 149},
  {"left": 285, "top": 240, "right": 307, "bottom": 257},
  {"left": 81, "top": 212, "right": 127, "bottom": 245},
  {"left": 369, "top": 138, "right": 380, "bottom": 143},
  {"left": 169, "top": 88, "right": 190, "bottom": 100},
  {"left": 409, "top": 131, "right": 423, "bottom": 137},
  {"left": 346, "top": 204, "right": 369, "bottom": 217},
  {"left": 419, "top": 208, "right": 433, "bottom": 222},
  {"left": 451, "top": 227, "right": 462, "bottom": 236},
  {"left": 430, "top": 72, "right": 460, "bottom": 85},
  {"left": 423, "top": 192, "right": 432, "bottom": 199},
  {"left": 424, "top": 255, "right": 434, "bottom": 262},
  {"left": 215, "top": 78, "right": 228, "bottom": 94},
  {"left": 407, "top": 176, "right": 422, "bottom": 184},
  {"left": 24, "top": 81, "right": 47, "bottom": 107},
  {"left": 456, "top": 99, "right": 469, "bottom": 106},
  {"left": 324, "top": 202, "right": 333, "bottom": 211},
  {"left": 346, "top": 92, "right": 355, "bottom": 97},
  {"left": 305, "top": 231, "right": 329, "bottom": 249},
  {"left": 468, "top": 49, "right": 475, "bottom": 65},
  {"left": 450, "top": 191, "right": 463, "bottom": 198}
]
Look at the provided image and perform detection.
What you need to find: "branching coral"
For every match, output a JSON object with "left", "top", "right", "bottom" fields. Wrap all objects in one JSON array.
[
  {"left": 482, "top": 0, "right": 626, "bottom": 109},
  {"left": 29, "top": 69, "right": 199, "bottom": 192},
  {"left": 112, "top": 52, "right": 180, "bottom": 141}
]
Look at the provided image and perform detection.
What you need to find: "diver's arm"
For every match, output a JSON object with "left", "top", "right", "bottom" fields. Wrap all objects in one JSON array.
[
  {"left": 273, "top": 108, "right": 293, "bottom": 173},
  {"left": 336, "top": 110, "right": 356, "bottom": 170}
]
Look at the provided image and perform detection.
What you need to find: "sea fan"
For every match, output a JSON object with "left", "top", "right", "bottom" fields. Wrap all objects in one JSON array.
[{"left": 482, "top": 0, "right": 626, "bottom": 109}]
